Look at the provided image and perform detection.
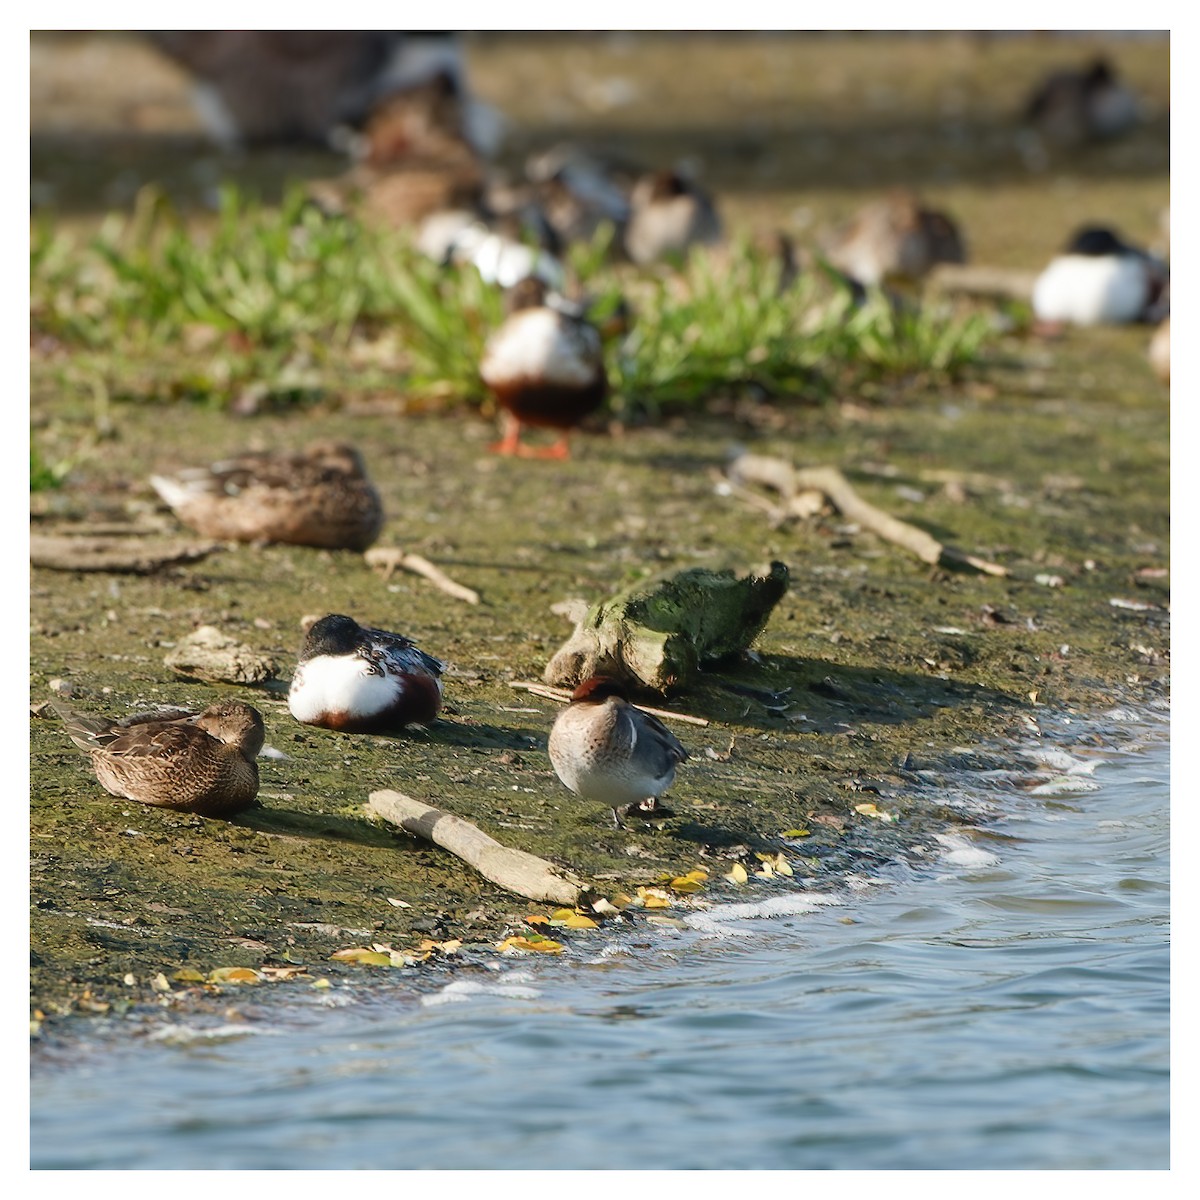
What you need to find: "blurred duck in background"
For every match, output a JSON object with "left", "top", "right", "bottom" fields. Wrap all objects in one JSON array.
[
  {"left": 146, "top": 30, "right": 504, "bottom": 157},
  {"left": 1032, "top": 226, "right": 1167, "bottom": 327},
  {"left": 480, "top": 277, "right": 608, "bottom": 459},
  {"left": 150, "top": 440, "right": 384, "bottom": 551},
  {"left": 623, "top": 168, "right": 722, "bottom": 265},
  {"left": 1022, "top": 56, "right": 1140, "bottom": 146},
  {"left": 824, "top": 190, "right": 966, "bottom": 288}
]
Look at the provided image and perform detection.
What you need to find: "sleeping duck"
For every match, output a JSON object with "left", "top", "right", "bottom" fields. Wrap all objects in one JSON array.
[
  {"left": 1032, "top": 226, "right": 1168, "bottom": 327},
  {"left": 150, "top": 440, "right": 384, "bottom": 552}
]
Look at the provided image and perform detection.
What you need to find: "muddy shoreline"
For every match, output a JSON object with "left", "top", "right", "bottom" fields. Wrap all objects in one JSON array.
[{"left": 30, "top": 31, "right": 1169, "bottom": 1041}]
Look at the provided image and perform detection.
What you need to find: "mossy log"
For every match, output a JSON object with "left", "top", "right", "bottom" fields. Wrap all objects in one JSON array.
[
  {"left": 544, "top": 561, "right": 789, "bottom": 696},
  {"left": 369, "top": 790, "right": 586, "bottom": 906}
]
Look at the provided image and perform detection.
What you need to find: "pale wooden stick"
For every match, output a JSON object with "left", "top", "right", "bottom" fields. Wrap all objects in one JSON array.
[
  {"left": 369, "top": 790, "right": 585, "bottom": 905},
  {"left": 365, "top": 547, "right": 481, "bottom": 604},
  {"left": 728, "top": 454, "right": 1008, "bottom": 577},
  {"left": 509, "top": 680, "right": 711, "bottom": 727}
]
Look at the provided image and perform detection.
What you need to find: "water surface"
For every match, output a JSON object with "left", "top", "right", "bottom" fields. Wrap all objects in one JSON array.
[{"left": 31, "top": 713, "right": 1168, "bottom": 1170}]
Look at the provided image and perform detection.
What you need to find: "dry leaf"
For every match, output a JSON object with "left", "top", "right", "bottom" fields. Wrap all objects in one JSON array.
[
  {"left": 172, "top": 968, "right": 206, "bottom": 983},
  {"left": 497, "top": 935, "right": 564, "bottom": 954},
  {"left": 725, "top": 862, "right": 749, "bottom": 884},
  {"left": 330, "top": 948, "right": 394, "bottom": 967},
  {"left": 635, "top": 886, "right": 673, "bottom": 909},
  {"left": 207, "top": 967, "right": 261, "bottom": 984},
  {"left": 854, "top": 802, "right": 897, "bottom": 823}
]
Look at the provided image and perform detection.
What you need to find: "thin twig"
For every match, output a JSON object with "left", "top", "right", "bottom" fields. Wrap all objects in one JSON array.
[
  {"left": 509, "top": 680, "right": 711, "bottom": 727},
  {"left": 365, "top": 547, "right": 481, "bottom": 604},
  {"left": 727, "top": 453, "right": 1009, "bottom": 577}
]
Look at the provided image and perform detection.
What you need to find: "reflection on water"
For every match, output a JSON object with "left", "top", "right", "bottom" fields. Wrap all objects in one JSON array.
[{"left": 31, "top": 713, "right": 1168, "bottom": 1170}]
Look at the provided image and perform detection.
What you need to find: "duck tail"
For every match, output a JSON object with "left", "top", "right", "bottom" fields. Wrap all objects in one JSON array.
[{"left": 51, "top": 702, "right": 116, "bottom": 751}]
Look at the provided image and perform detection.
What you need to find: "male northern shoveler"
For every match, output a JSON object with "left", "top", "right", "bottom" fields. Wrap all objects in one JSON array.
[
  {"left": 150, "top": 440, "right": 384, "bottom": 552},
  {"left": 623, "top": 168, "right": 722, "bottom": 265},
  {"left": 1032, "top": 226, "right": 1167, "bottom": 327},
  {"left": 288, "top": 613, "right": 444, "bottom": 733},
  {"left": 55, "top": 700, "right": 265, "bottom": 817},
  {"left": 825, "top": 190, "right": 966, "bottom": 288},
  {"left": 547, "top": 676, "right": 689, "bottom": 828},
  {"left": 480, "top": 277, "right": 608, "bottom": 459}
]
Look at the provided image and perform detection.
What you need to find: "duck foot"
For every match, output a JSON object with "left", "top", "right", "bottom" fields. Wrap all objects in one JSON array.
[{"left": 613, "top": 798, "right": 676, "bottom": 828}]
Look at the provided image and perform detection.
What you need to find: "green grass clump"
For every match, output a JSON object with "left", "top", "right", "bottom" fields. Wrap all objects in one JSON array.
[{"left": 30, "top": 186, "right": 990, "bottom": 416}]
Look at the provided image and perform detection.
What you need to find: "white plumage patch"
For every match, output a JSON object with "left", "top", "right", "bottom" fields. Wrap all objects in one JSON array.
[
  {"left": 1032, "top": 254, "right": 1149, "bottom": 325},
  {"left": 481, "top": 308, "right": 601, "bottom": 388},
  {"left": 288, "top": 655, "right": 399, "bottom": 723}
]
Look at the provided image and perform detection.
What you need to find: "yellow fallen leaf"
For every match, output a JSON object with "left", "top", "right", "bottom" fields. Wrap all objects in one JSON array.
[
  {"left": 669, "top": 877, "right": 704, "bottom": 893},
  {"left": 635, "top": 886, "right": 673, "bottom": 909},
  {"left": 562, "top": 913, "right": 598, "bottom": 929},
  {"left": 725, "top": 862, "right": 748, "bottom": 884},
  {"left": 207, "top": 967, "right": 261, "bottom": 984},
  {"left": 524, "top": 914, "right": 551, "bottom": 927},
  {"left": 551, "top": 909, "right": 576, "bottom": 922},
  {"left": 172, "top": 968, "right": 206, "bottom": 983},
  {"left": 310, "top": 977, "right": 332, "bottom": 989},
  {"left": 417, "top": 938, "right": 462, "bottom": 955},
  {"left": 330, "top": 948, "right": 394, "bottom": 967},
  {"left": 774, "top": 856, "right": 794, "bottom": 877},
  {"left": 258, "top": 966, "right": 308, "bottom": 981},
  {"left": 497, "top": 935, "right": 564, "bottom": 954},
  {"left": 612, "top": 893, "right": 634, "bottom": 909},
  {"left": 854, "top": 802, "right": 897, "bottom": 823},
  {"left": 781, "top": 828, "right": 811, "bottom": 838},
  {"left": 684, "top": 869, "right": 710, "bottom": 882}
]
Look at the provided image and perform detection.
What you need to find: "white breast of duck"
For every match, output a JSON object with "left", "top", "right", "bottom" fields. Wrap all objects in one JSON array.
[
  {"left": 1032, "top": 228, "right": 1159, "bottom": 325},
  {"left": 288, "top": 614, "right": 443, "bottom": 733},
  {"left": 481, "top": 306, "right": 603, "bottom": 390}
]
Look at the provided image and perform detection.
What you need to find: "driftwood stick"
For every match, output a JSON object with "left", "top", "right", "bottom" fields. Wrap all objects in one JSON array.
[
  {"left": 509, "top": 680, "right": 711, "bottom": 727},
  {"left": 728, "top": 454, "right": 1008, "bottom": 577},
  {"left": 369, "top": 790, "right": 584, "bottom": 905},
  {"left": 365, "top": 548, "right": 480, "bottom": 604},
  {"left": 926, "top": 262, "right": 1037, "bottom": 302}
]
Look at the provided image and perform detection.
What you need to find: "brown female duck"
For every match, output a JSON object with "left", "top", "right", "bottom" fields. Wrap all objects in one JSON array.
[
  {"left": 55, "top": 700, "right": 265, "bottom": 817},
  {"left": 150, "top": 440, "right": 383, "bottom": 551}
]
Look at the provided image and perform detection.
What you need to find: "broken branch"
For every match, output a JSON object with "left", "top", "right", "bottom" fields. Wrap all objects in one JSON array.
[
  {"left": 369, "top": 790, "right": 585, "bottom": 905},
  {"left": 727, "top": 454, "right": 1008, "bottom": 576},
  {"left": 365, "top": 547, "right": 480, "bottom": 604},
  {"left": 509, "top": 680, "right": 711, "bottom": 726}
]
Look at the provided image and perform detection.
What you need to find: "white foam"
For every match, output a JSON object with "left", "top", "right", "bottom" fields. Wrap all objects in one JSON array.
[
  {"left": 685, "top": 892, "right": 843, "bottom": 931},
  {"left": 421, "top": 978, "right": 541, "bottom": 1007},
  {"left": 934, "top": 833, "right": 1001, "bottom": 868}
]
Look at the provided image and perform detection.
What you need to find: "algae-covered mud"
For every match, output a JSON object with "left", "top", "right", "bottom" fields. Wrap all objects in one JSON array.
[{"left": 29, "top": 32, "right": 1169, "bottom": 1035}]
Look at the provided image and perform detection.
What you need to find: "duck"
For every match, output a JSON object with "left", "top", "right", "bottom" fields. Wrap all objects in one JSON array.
[
  {"left": 1022, "top": 56, "right": 1140, "bottom": 146},
  {"left": 288, "top": 613, "right": 444, "bottom": 733},
  {"left": 547, "top": 676, "right": 689, "bottom": 828},
  {"left": 479, "top": 276, "right": 608, "bottom": 459},
  {"left": 150, "top": 440, "right": 384, "bottom": 552},
  {"left": 623, "top": 168, "right": 722, "bottom": 265},
  {"left": 1032, "top": 226, "right": 1168, "bottom": 327},
  {"left": 54, "top": 700, "right": 265, "bottom": 817},
  {"left": 524, "top": 144, "right": 632, "bottom": 247},
  {"left": 146, "top": 30, "right": 408, "bottom": 149},
  {"left": 825, "top": 190, "right": 967, "bottom": 288}
]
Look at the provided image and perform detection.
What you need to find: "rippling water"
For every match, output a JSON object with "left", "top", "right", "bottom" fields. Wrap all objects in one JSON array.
[{"left": 31, "top": 713, "right": 1169, "bottom": 1170}]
